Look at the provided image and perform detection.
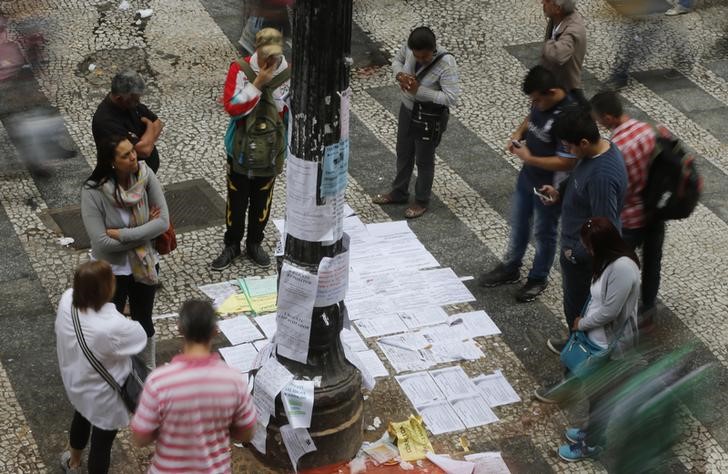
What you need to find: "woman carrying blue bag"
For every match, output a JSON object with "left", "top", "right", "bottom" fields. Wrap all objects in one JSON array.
[{"left": 556, "top": 217, "right": 641, "bottom": 462}]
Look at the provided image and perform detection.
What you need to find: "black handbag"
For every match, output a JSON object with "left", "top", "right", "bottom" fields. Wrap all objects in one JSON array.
[
  {"left": 71, "top": 306, "right": 148, "bottom": 413},
  {"left": 409, "top": 52, "right": 452, "bottom": 144}
]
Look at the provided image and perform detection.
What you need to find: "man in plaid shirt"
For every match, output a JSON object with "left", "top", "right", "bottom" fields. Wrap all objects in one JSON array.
[{"left": 591, "top": 91, "right": 664, "bottom": 332}]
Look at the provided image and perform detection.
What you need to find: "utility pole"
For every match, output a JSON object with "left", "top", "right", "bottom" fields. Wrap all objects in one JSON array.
[{"left": 257, "top": 0, "right": 363, "bottom": 470}]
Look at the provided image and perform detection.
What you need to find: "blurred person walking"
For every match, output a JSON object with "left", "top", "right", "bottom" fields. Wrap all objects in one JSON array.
[
  {"left": 540, "top": 0, "right": 587, "bottom": 104},
  {"left": 131, "top": 300, "right": 256, "bottom": 473},
  {"left": 92, "top": 71, "right": 164, "bottom": 173},
  {"left": 56, "top": 261, "right": 147, "bottom": 473},
  {"left": 553, "top": 218, "right": 640, "bottom": 461},
  {"left": 372, "top": 26, "right": 460, "bottom": 219},
  {"left": 211, "top": 28, "right": 290, "bottom": 271},
  {"left": 591, "top": 91, "right": 665, "bottom": 332},
  {"left": 81, "top": 136, "right": 170, "bottom": 370}
]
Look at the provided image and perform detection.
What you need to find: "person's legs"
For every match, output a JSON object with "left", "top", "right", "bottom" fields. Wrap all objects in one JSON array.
[
  {"left": 641, "top": 221, "right": 665, "bottom": 310},
  {"left": 678, "top": 0, "right": 695, "bottom": 9},
  {"left": 560, "top": 251, "right": 593, "bottom": 329},
  {"left": 245, "top": 176, "right": 276, "bottom": 248},
  {"left": 503, "top": 173, "right": 536, "bottom": 273},
  {"left": 223, "top": 170, "right": 251, "bottom": 249},
  {"left": 530, "top": 198, "right": 560, "bottom": 282},
  {"left": 87, "top": 425, "right": 118, "bottom": 474},
  {"left": 128, "top": 278, "right": 157, "bottom": 338},
  {"left": 412, "top": 139, "right": 437, "bottom": 207},
  {"left": 68, "top": 410, "right": 91, "bottom": 468},
  {"left": 390, "top": 104, "right": 416, "bottom": 201},
  {"left": 111, "top": 274, "right": 132, "bottom": 315}
]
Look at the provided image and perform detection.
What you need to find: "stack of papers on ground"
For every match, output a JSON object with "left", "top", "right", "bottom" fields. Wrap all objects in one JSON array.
[
  {"left": 396, "top": 367, "right": 498, "bottom": 435},
  {"left": 239, "top": 275, "right": 278, "bottom": 314}
]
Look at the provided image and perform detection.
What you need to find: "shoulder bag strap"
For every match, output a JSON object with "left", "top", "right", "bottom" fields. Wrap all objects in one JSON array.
[
  {"left": 266, "top": 66, "right": 291, "bottom": 90},
  {"left": 415, "top": 52, "right": 451, "bottom": 81},
  {"left": 72, "top": 306, "right": 124, "bottom": 395},
  {"left": 237, "top": 59, "right": 257, "bottom": 83}
]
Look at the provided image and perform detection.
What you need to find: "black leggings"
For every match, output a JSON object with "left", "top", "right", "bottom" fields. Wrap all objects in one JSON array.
[
  {"left": 112, "top": 269, "right": 158, "bottom": 337},
  {"left": 69, "top": 410, "right": 118, "bottom": 474}
]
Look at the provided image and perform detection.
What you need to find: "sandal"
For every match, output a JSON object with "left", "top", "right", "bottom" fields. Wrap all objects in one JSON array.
[
  {"left": 404, "top": 205, "right": 427, "bottom": 219},
  {"left": 372, "top": 193, "right": 407, "bottom": 205}
]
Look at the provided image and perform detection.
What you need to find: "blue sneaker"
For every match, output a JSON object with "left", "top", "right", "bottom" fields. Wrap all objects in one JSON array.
[
  {"left": 564, "top": 427, "right": 587, "bottom": 444},
  {"left": 558, "top": 442, "right": 601, "bottom": 462}
]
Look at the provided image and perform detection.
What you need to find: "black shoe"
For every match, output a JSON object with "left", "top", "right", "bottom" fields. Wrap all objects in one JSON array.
[
  {"left": 211, "top": 245, "right": 240, "bottom": 271},
  {"left": 547, "top": 336, "right": 568, "bottom": 355},
  {"left": 515, "top": 279, "right": 548, "bottom": 303},
  {"left": 478, "top": 264, "right": 520, "bottom": 288},
  {"left": 246, "top": 244, "right": 270, "bottom": 267},
  {"left": 603, "top": 75, "right": 628, "bottom": 91}
]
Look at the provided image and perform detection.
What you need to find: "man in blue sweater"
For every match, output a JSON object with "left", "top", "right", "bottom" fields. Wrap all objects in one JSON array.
[{"left": 533, "top": 107, "right": 628, "bottom": 358}]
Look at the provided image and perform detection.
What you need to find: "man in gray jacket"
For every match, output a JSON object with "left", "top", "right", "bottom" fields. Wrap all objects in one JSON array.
[
  {"left": 540, "top": 0, "right": 587, "bottom": 104},
  {"left": 372, "top": 26, "right": 460, "bottom": 219}
]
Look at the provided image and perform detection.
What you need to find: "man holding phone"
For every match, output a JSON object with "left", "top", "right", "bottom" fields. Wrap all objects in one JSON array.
[
  {"left": 211, "top": 28, "right": 290, "bottom": 271},
  {"left": 478, "top": 65, "right": 575, "bottom": 303}
]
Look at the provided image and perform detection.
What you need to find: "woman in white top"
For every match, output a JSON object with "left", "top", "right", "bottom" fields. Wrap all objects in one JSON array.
[
  {"left": 558, "top": 216, "right": 640, "bottom": 462},
  {"left": 56, "top": 261, "right": 147, "bottom": 473},
  {"left": 81, "top": 136, "right": 169, "bottom": 369}
]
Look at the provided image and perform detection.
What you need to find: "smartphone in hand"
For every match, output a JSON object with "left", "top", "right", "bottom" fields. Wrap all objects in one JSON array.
[
  {"left": 533, "top": 187, "right": 553, "bottom": 202},
  {"left": 511, "top": 140, "right": 523, "bottom": 148}
]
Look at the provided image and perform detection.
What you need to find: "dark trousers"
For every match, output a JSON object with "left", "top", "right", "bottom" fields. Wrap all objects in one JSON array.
[
  {"left": 391, "top": 104, "right": 437, "bottom": 206},
  {"left": 112, "top": 268, "right": 157, "bottom": 337},
  {"left": 623, "top": 221, "right": 665, "bottom": 310},
  {"left": 69, "top": 410, "right": 118, "bottom": 474},
  {"left": 224, "top": 171, "right": 275, "bottom": 249},
  {"left": 560, "top": 249, "right": 593, "bottom": 329}
]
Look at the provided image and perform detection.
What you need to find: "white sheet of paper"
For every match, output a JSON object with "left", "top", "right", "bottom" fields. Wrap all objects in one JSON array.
[
  {"left": 355, "top": 349, "right": 389, "bottom": 378},
  {"left": 253, "top": 339, "right": 272, "bottom": 351},
  {"left": 426, "top": 453, "right": 475, "bottom": 474},
  {"left": 281, "top": 380, "right": 315, "bottom": 429},
  {"left": 276, "top": 263, "right": 318, "bottom": 363},
  {"left": 340, "top": 327, "right": 368, "bottom": 352},
  {"left": 254, "top": 313, "right": 278, "bottom": 339},
  {"left": 340, "top": 87, "right": 351, "bottom": 139},
  {"left": 428, "top": 366, "right": 479, "bottom": 400},
  {"left": 285, "top": 154, "right": 335, "bottom": 242},
  {"left": 198, "top": 281, "right": 238, "bottom": 308},
  {"left": 365, "top": 220, "right": 412, "bottom": 240},
  {"left": 464, "top": 452, "right": 511, "bottom": 474},
  {"left": 343, "top": 202, "right": 355, "bottom": 218},
  {"left": 420, "top": 268, "right": 476, "bottom": 306},
  {"left": 344, "top": 296, "right": 394, "bottom": 321},
  {"left": 398, "top": 307, "right": 449, "bottom": 330},
  {"left": 430, "top": 340, "right": 485, "bottom": 364},
  {"left": 449, "top": 310, "right": 501, "bottom": 338},
  {"left": 417, "top": 400, "right": 465, "bottom": 435},
  {"left": 377, "top": 333, "right": 435, "bottom": 373},
  {"left": 354, "top": 314, "right": 407, "bottom": 338},
  {"left": 280, "top": 425, "right": 316, "bottom": 472},
  {"left": 219, "top": 343, "right": 258, "bottom": 373},
  {"left": 449, "top": 394, "right": 499, "bottom": 428},
  {"left": 218, "top": 315, "right": 264, "bottom": 345},
  {"left": 253, "top": 358, "right": 294, "bottom": 417},
  {"left": 472, "top": 370, "right": 521, "bottom": 407},
  {"left": 396, "top": 371, "right": 445, "bottom": 407},
  {"left": 251, "top": 341, "right": 275, "bottom": 371},
  {"left": 250, "top": 419, "right": 268, "bottom": 454},
  {"left": 315, "top": 234, "right": 350, "bottom": 307},
  {"left": 343, "top": 345, "right": 375, "bottom": 390},
  {"left": 273, "top": 218, "right": 285, "bottom": 236}
]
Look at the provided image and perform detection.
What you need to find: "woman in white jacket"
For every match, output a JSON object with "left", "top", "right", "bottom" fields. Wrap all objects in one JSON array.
[
  {"left": 558, "top": 216, "right": 640, "bottom": 462},
  {"left": 56, "top": 261, "right": 146, "bottom": 473}
]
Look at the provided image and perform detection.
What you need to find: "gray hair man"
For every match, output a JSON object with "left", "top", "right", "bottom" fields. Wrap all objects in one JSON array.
[
  {"left": 540, "top": 0, "right": 587, "bottom": 104},
  {"left": 92, "top": 70, "right": 164, "bottom": 172}
]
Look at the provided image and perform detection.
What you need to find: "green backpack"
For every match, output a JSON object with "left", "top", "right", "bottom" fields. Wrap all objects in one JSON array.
[{"left": 231, "top": 60, "right": 291, "bottom": 177}]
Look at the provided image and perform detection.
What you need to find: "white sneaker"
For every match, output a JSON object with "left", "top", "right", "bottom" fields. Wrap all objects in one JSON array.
[
  {"left": 665, "top": 5, "right": 691, "bottom": 15},
  {"left": 60, "top": 451, "right": 80, "bottom": 473}
]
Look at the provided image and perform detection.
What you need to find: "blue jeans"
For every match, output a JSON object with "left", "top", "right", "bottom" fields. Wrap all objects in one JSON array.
[
  {"left": 678, "top": 0, "right": 695, "bottom": 8},
  {"left": 503, "top": 172, "right": 561, "bottom": 282},
  {"left": 623, "top": 221, "right": 666, "bottom": 310}
]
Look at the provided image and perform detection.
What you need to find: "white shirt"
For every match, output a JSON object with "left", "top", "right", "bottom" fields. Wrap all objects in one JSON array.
[{"left": 55, "top": 289, "right": 147, "bottom": 430}]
